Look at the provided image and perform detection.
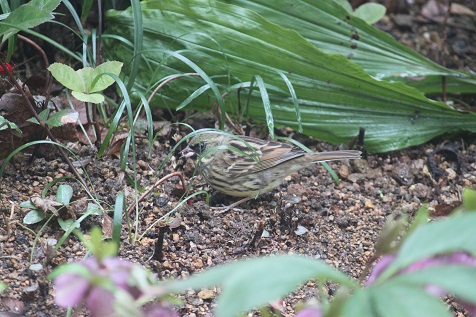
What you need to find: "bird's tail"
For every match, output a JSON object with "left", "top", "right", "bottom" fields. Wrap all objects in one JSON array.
[{"left": 309, "top": 150, "right": 361, "bottom": 162}]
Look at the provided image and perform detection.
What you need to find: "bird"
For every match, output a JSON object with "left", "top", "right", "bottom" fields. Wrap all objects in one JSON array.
[{"left": 181, "top": 131, "right": 361, "bottom": 211}]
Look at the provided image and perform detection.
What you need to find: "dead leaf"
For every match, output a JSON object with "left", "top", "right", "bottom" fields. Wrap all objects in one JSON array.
[
  {"left": 108, "top": 133, "right": 129, "bottom": 158},
  {"left": 30, "top": 197, "right": 64, "bottom": 217},
  {"left": 102, "top": 213, "right": 113, "bottom": 239},
  {"left": 450, "top": 3, "right": 475, "bottom": 16}
]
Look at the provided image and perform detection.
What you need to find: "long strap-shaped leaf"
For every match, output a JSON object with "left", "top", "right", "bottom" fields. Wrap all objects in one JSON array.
[
  {"left": 104, "top": 0, "right": 476, "bottom": 153},
  {"left": 222, "top": 0, "right": 476, "bottom": 94}
]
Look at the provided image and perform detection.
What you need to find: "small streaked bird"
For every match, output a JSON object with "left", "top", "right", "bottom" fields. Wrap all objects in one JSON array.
[{"left": 181, "top": 132, "right": 361, "bottom": 210}]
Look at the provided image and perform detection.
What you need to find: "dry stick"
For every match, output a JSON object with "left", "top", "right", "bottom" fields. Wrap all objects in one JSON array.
[
  {"left": 126, "top": 171, "right": 187, "bottom": 216},
  {"left": 215, "top": 90, "right": 245, "bottom": 135},
  {"left": 221, "top": 91, "right": 245, "bottom": 135},
  {"left": 18, "top": 35, "right": 51, "bottom": 95},
  {"left": 0, "top": 59, "right": 88, "bottom": 188}
]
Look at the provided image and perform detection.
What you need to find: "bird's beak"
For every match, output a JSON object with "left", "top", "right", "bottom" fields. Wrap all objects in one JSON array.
[{"left": 180, "top": 146, "right": 196, "bottom": 159}]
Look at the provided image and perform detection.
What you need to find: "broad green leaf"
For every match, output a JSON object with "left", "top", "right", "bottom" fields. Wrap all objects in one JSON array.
[
  {"left": 341, "top": 285, "right": 450, "bottom": 317},
  {"left": 23, "top": 210, "right": 46, "bottom": 224},
  {"left": 90, "top": 61, "right": 123, "bottom": 92},
  {"left": 49, "top": 62, "right": 121, "bottom": 103},
  {"left": 167, "top": 255, "right": 356, "bottom": 317},
  {"left": 462, "top": 188, "right": 476, "bottom": 212},
  {"left": 338, "top": 289, "right": 375, "bottom": 317},
  {"left": 57, "top": 218, "right": 79, "bottom": 231},
  {"left": 27, "top": 108, "right": 50, "bottom": 125},
  {"left": 104, "top": 0, "right": 476, "bottom": 153},
  {"left": 48, "top": 262, "right": 91, "bottom": 280},
  {"left": 389, "top": 265, "right": 476, "bottom": 304},
  {"left": 87, "top": 227, "right": 118, "bottom": 260},
  {"left": 379, "top": 213, "right": 476, "bottom": 280},
  {"left": 333, "top": 0, "right": 352, "bottom": 13},
  {"left": 0, "top": 0, "right": 61, "bottom": 41},
  {"left": 48, "top": 63, "right": 84, "bottom": 92},
  {"left": 0, "top": 282, "right": 7, "bottom": 292},
  {"left": 71, "top": 91, "right": 105, "bottom": 103},
  {"left": 77, "top": 67, "right": 95, "bottom": 93},
  {"left": 0, "top": 115, "right": 21, "bottom": 134},
  {"left": 371, "top": 284, "right": 449, "bottom": 317},
  {"left": 87, "top": 203, "right": 103, "bottom": 215},
  {"left": 45, "top": 109, "right": 78, "bottom": 127},
  {"left": 20, "top": 200, "right": 37, "bottom": 209},
  {"left": 56, "top": 184, "right": 73, "bottom": 204},
  {"left": 221, "top": 0, "right": 475, "bottom": 91},
  {"left": 353, "top": 3, "right": 386, "bottom": 25}
]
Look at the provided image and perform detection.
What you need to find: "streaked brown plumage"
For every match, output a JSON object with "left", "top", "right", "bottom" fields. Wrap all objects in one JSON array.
[{"left": 182, "top": 132, "right": 361, "bottom": 206}]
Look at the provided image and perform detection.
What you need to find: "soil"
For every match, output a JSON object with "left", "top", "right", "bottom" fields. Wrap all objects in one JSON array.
[{"left": 1, "top": 1, "right": 476, "bottom": 317}]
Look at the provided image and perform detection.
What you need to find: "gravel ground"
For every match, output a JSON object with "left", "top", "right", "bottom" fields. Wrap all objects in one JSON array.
[{"left": 1, "top": 129, "right": 475, "bottom": 315}]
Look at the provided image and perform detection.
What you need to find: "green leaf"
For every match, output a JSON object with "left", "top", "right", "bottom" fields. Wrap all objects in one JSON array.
[
  {"left": 48, "top": 262, "right": 91, "bottom": 281},
  {"left": 167, "top": 255, "right": 356, "bottom": 317},
  {"left": 0, "top": 0, "right": 61, "bottom": 41},
  {"left": 86, "top": 203, "right": 103, "bottom": 215},
  {"left": 76, "top": 67, "right": 95, "bottom": 92},
  {"left": 87, "top": 227, "right": 118, "bottom": 260},
  {"left": 380, "top": 213, "right": 476, "bottom": 279},
  {"left": 48, "top": 63, "right": 84, "bottom": 92},
  {"left": 56, "top": 184, "right": 73, "bottom": 204},
  {"left": 0, "top": 282, "right": 7, "bottom": 293},
  {"left": 462, "top": 188, "right": 476, "bottom": 212},
  {"left": 333, "top": 0, "right": 352, "bottom": 13},
  {"left": 220, "top": 0, "right": 473, "bottom": 86},
  {"left": 90, "top": 61, "right": 123, "bottom": 92},
  {"left": 27, "top": 108, "right": 50, "bottom": 125},
  {"left": 19, "top": 200, "right": 36, "bottom": 209},
  {"left": 371, "top": 284, "right": 450, "bottom": 317},
  {"left": 339, "top": 289, "right": 375, "bottom": 317},
  {"left": 341, "top": 285, "right": 450, "bottom": 317},
  {"left": 48, "top": 62, "right": 122, "bottom": 102},
  {"left": 45, "top": 109, "right": 78, "bottom": 127},
  {"left": 104, "top": 0, "right": 476, "bottom": 153},
  {"left": 389, "top": 265, "right": 476, "bottom": 304},
  {"left": 23, "top": 210, "right": 46, "bottom": 224},
  {"left": 353, "top": 3, "right": 386, "bottom": 25},
  {"left": 71, "top": 91, "right": 105, "bottom": 103},
  {"left": 57, "top": 218, "right": 79, "bottom": 231},
  {"left": 0, "top": 115, "right": 21, "bottom": 134}
]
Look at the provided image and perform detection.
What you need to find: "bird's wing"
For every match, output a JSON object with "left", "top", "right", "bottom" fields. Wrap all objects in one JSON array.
[{"left": 221, "top": 136, "right": 306, "bottom": 176}]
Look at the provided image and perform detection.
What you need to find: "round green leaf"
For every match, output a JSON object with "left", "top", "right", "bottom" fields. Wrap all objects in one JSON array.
[
  {"left": 48, "top": 63, "right": 84, "bottom": 92},
  {"left": 23, "top": 210, "right": 46, "bottom": 224}
]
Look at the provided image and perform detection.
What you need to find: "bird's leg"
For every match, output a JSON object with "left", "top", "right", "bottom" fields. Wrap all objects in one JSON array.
[{"left": 210, "top": 196, "right": 255, "bottom": 213}]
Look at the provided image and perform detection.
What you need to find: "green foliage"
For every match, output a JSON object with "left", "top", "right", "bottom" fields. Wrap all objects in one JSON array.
[
  {"left": 168, "top": 255, "right": 356, "bottom": 317},
  {"left": 461, "top": 187, "right": 476, "bottom": 212},
  {"left": 0, "top": 282, "right": 7, "bottom": 293},
  {"left": 379, "top": 212, "right": 476, "bottom": 280},
  {"left": 48, "top": 61, "right": 123, "bottom": 103},
  {"left": 165, "top": 208, "right": 476, "bottom": 317},
  {"left": 27, "top": 108, "right": 79, "bottom": 127},
  {"left": 353, "top": 3, "right": 386, "bottom": 24},
  {"left": 104, "top": 0, "right": 476, "bottom": 153},
  {"left": 220, "top": 0, "right": 473, "bottom": 89},
  {"left": 334, "top": 0, "right": 386, "bottom": 24},
  {"left": 0, "top": 0, "right": 61, "bottom": 41},
  {"left": 20, "top": 184, "right": 102, "bottom": 231},
  {"left": 0, "top": 115, "right": 21, "bottom": 134},
  {"left": 84, "top": 226, "right": 118, "bottom": 260}
]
